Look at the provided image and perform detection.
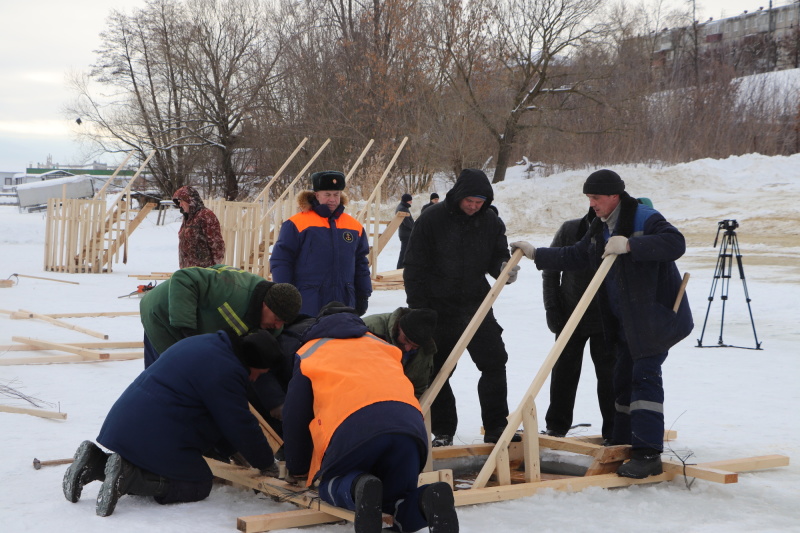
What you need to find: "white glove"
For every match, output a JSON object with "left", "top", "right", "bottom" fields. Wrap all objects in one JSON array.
[
  {"left": 502, "top": 262, "right": 520, "bottom": 285},
  {"left": 602, "top": 236, "right": 630, "bottom": 258},
  {"left": 510, "top": 241, "right": 536, "bottom": 260}
]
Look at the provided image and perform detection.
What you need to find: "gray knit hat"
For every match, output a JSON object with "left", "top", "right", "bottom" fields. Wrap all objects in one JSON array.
[
  {"left": 583, "top": 169, "right": 625, "bottom": 195},
  {"left": 264, "top": 283, "right": 302, "bottom": 323}
]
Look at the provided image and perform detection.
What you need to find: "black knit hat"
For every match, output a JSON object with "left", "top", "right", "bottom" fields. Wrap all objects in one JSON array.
[
  {"left": 399, "top": 308, "right": 438, "bottom": 345},
  {"left": 401, "top": 193, "right": 412, "bottom": 203},
  {"left": 583, "top": 169, "right": 625, "bottom": 195},
  {"left": 239, "top": 331, "right": 282, "bottom": 369},
  {"left": 430, "top": 192, "right": 439, "bottom": 200},
  {"left": 264, "top": 283, "right": 302, "bottom": 323},
  {"left": 311, "top": 171, "right": 346, "bottom": 192}
]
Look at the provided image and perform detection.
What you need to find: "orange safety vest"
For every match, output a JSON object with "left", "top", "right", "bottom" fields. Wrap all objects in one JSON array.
[
  {"left": 289, "top": 210, "right": 365, "bottom": 235},
  {"left": 297, "top": 332, "right": 421, "bottom": 485}
]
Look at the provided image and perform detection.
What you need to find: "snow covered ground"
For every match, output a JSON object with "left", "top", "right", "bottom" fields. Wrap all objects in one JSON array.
[{"left": 1, "top": 154, "right": 798, "bottom": 532}]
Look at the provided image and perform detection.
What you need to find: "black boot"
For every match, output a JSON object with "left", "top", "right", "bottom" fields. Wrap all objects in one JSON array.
[
  {"left": 96, "top": 454, "right": 169, "bottom": 517},
  {"left": 63, "top": 440, "right": 108, "bottom": 503},
  {"left": 420, "top": 482, "right": 459, "bottom": 533},
  {"left": 483, "top": 427, "right": 522, "bottom": 444},
  {"left": 352, "top": 474, "right": 382, "bottom": 533},
  {"left": 617, "top": 448, "right": 663, "bottom": 479}
]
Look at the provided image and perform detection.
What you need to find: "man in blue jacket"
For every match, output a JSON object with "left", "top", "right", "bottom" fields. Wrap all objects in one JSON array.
[
  {"left": 511, "top": 169, "right": 693, "bottom": 479},
  {"left": 270, "top": 170, "right": 372, "bottom": 317},
  {"left": 62, "top": 330, "right": 281, "bottom": 516}
]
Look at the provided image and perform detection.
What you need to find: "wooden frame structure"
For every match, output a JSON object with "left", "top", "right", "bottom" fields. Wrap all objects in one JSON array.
[
  {"left": 206, "top": 251, "right": 789, "bottom": 531},
  {"left": 43, "top": 151, "right": 156, "bottom": 273}
]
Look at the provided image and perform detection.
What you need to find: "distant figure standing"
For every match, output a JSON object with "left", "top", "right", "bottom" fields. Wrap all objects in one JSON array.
[
  {"left": 396, "top": 193, "right": 414, "bottom": 269},
  {"left": 270, "top": 171, "right": 372, "bottom": 317},
  {"left": 541, "top": 210, "right": 615, "bottom": 441},
  {"left": 421, "top": 192, "right": 439, "bottom": 213},
  {"left": 172, "top": 186, "right": 225, "bottom": 269}
]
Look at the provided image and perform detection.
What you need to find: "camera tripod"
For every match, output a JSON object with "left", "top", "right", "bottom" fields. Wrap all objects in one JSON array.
[{"left": 697, "top": 220, "right": 762, "bottom": 350}]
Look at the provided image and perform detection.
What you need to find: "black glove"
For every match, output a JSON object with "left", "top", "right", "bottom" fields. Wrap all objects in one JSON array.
[
  {"left": 545, "top": 308, "right": 566, "bottom": 335},
  {"left": 179, "top": 327, "right": 198, "bottom": 339},
  {"left": 355, "top": 297, "right": 369, "bottom": 316}
]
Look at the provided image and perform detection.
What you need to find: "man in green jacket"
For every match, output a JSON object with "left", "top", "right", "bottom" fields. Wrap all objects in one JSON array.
[
  {"left": 140, "top": 265, "right": 302, "bottom": 368},
  {"left": 362, "top": 307, "right": 437, "bottom": 398}
]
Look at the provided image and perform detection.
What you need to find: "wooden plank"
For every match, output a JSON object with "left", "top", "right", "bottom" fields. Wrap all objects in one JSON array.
[
  {"left": 10, "top": 337, "right": 108, "bottom": 360},
  {"left": 15, "top": 310, "right": 109, "bottom": 340},
  {"left": 521, "top": 396, "right": 540, "bottom": 482},
  {"left": 662, "top": 459, "right": 737, "bottom": 484},
  {"left": 0, "top": 405, "right": 67, "bottom": 420},
  {"left": 0, "top": 341, "right": 142, "bottom": 351},
  {"left": 237, "top": 509, "right": 341, "bottom": 532},
  {"left": 248, "top": 403, "right": 283, "bottom": 453},
  {"left": 0, "top": 352, "right": 142, "bottom": 366},
  {"left": 355, "top": 137, "right": 408, "bottom": 223},
  {"left": 473, "top": 255, "right": 616, "bottom": 488},
  {"left": 698, "top": 454, "right": 790, "bottom": 472},
  {"left": 45, "top": 311, "right": 140, "bottom": 319},
  {"left": 453, "top": 472, "right": 674, "bottom": 506},
  {"left": 206, "top": 458, "right": 392, "bottom": 525},
  {"left": 252, "top": 137, "right": 309, "bottom": 204}
]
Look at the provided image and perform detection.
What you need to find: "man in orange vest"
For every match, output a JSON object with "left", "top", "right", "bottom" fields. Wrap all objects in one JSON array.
[{"left": 282, "top": 303, "right": 459, "bottom": 533}]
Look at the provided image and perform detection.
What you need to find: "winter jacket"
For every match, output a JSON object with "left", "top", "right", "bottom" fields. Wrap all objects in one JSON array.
[
  {"left": 535, "top": 193, "right": 693, "bottom": 358},
  {"left": 403, "top": 169, "right": 510, "bottom": 316},
  {"left": 421, "top": 201, "right": 436, "bottom": 213},
  {"left": 395, "top": 200, "right": 414, "bottom": 242},
  {"left": 140, "top": 265, "right": 275, "bottom": 355},
  {"left": 270, "top": 191, "right": 372, "bottom": 316},
  {"left": 173, "top": 186, "right": 225, "bottom": 269},
  {"left": 97, "top": 331, "right": 273, "bottom": 482},
  {"left": 362, "top": 308, "right": 436, "bottom": 398},
  {"left": 282, "top": 311, "right": 427, "bottom": 485},
  {"left": 541, "top": 212, "right": 604, "bottom": 337}
]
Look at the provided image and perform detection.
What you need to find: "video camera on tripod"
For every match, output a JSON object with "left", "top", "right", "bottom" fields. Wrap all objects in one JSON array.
[
  {"left": 697, "top": 219, "right": 761, "bottom": 350},
  {"left": 713, "top": 219, "right": 739, "bottom": 248}
]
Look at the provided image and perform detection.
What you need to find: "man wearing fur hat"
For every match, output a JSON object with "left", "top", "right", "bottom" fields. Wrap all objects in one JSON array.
[
  {"left": 139, "top": 265, "right": 302, "bottom": 368},
  {"left": 63, "top": 330, "right": 282, "bottom": 516},
  {"left": 511, "top": 169, "right": 693, "bottom": 479},
  {"left": 270, "top": 170, "right": 372, "bottom": 317},
  {"left": 363, "top": 307, "right": 438, "bottom": 398},
  {"left": 403, "top": 168, "right": 519, "bottom": 447}
]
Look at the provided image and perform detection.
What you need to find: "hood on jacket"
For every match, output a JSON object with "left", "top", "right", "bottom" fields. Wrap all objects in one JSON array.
[
  {"left": 444, "top": 169, "right": 494, "bottom": 215},
  {"left": 301, "top": 308, "right": 367, "bottom": 343},
  {"left": 173, "top": 186, "right": 205, "bottom": 215}
]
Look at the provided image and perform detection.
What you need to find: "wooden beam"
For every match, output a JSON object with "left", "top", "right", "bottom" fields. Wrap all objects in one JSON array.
[
  {"left": 248, "top": 404, "right": 283, "bottom": 453},
  {"left": 10, "top": 274, "right": 80, "bottom": 285},
  {"left": 252, "top": 137, "right": 309, "bottom": 204},
  {"left": 45, "top": 311, "right": 140, "bottom": 319},
  {"left": 237, "top": 509, "right": 341, "bottom": 533},
  {"left": 473, "top": 255, "right": 616, "bottom": 488},
  {"left": 11, "top": 336, "right": 108, "bottom": 359},
  {"left": 698, "top": 455, "right": 789, "bottom": 472},
  {"left": 14, "top": 310, "right": 109, "bottom": 339},
  {"left": 0, "top": 341, "right": 143, "bottom": 352},
  {"left": 662, "top": 459, "right": 737, "bottom": 484},
  {"left": 0, "top": 405, "right": 67, "bottom": 420},
  {"left": 0, "top": 351, "right": 142, "bottom": 366}
]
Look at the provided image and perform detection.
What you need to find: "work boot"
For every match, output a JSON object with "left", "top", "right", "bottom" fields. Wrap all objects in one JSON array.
[
  {"left": 541, "top": 429, "right": 567, "bottom": 438},
  {"left": 420, "top": 482, "right": 459, "bottom": 533},
  {"left": 432, "top": 435, "right": 453, "bottom": 447},
  {"left": 63, "top": 440, "right": 108, "bottom": 503},
  {"left": 96, "top": 454, "right": 169, "bottom": 516},
  {"left": 352, "top": 474, "right": 382, "bottom": 533},
  {"left": 483, "top": 427, "right": 522, "bottom": 444},
  {"left": 617, "top": 448, "right": 663, "bottom": 479}
]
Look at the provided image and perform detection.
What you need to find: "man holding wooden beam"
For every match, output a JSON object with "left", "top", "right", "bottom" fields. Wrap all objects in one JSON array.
[{"left": 511, "top": 169, "right": 694, "bottom": 479}]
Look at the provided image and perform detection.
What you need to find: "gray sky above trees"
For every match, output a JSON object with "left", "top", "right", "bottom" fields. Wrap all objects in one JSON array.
[{"left": 0, "top": 0, "right": 790, "bottom": 172}]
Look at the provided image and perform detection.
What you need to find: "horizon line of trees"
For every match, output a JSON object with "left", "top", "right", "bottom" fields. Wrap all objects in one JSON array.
[{"left": 66, "top": 0, "right": 800, "bottom": 201}]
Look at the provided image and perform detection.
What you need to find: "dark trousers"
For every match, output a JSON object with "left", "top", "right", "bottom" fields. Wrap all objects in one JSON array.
[
  {"left": 611, "top": 340, "right": 668, "bottom": 452},
  {"left": 397, "top": 237, "right": 409, "bottom": 269},
  {"left": 155, "top": 478, "right": 213, "bottom": 505},
  {"left": 430, "top": 310, "right": 510, "bottom": 437},
  {"left": 143, "top": 334, "right": 160, "bottom": 368},
  {"left": 545, "top": 330, "right": 616, "bottom": 439},
  {"left": 318, "top": 434, "right": 429, "bottom": 532}
]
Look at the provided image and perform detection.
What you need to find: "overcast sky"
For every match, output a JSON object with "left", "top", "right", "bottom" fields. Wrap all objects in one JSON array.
[{"left": 0, "top": 0, "right": 790, "bottom": 172}]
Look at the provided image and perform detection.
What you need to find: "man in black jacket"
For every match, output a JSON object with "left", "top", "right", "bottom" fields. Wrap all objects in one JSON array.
[
  {"left": 541, "top": 211, "right": 615, "bottom": 441},
  {"left": 403, "top": 169, "right": 519, "bottom": 447}
]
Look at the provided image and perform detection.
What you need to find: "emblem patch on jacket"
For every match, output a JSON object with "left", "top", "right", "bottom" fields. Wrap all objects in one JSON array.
[{"left": 342, "top": 231, "right": 354, "bottom": 243}]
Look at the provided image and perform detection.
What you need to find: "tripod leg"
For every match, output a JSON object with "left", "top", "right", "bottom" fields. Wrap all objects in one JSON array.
[{"left": 731, "top": 235, "right": 762, "bottom": 349}]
